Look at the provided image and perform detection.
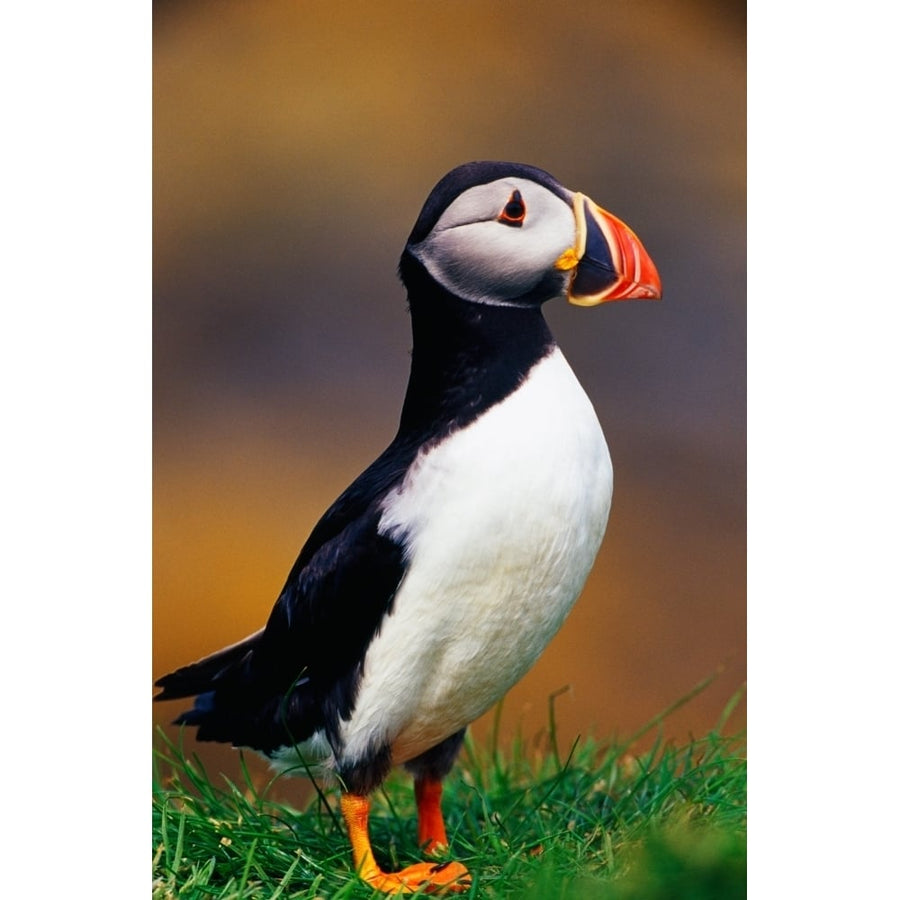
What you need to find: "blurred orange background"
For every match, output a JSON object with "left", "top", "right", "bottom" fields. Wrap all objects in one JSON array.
[{"left": 153, "top": 0, "right": 746, "bottom": 788}]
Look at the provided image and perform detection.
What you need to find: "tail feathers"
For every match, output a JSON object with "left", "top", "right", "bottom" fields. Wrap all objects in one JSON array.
[
  {"left": 155, "top": 628, "right": 320, "bottom": 752},
  {"left": 154, "top": 629, "right": 264, "bottom": 701},
  {"left": 172, "top": 690, "right": 216, "bottom": 726},
  {"left": 171, "top": 690, "right": 311, "bottom": 750}
]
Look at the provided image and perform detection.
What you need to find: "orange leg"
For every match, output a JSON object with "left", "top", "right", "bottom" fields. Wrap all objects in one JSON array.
[
  {"left": 341, "top": 793, "right": 470, "bottom": 895},
  {"left": 415, "top": 776, "right": 449, "bottom": 855}
]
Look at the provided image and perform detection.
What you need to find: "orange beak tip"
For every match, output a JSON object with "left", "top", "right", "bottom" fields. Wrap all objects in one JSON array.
[{"left": 566, "top": 196, "right": 662, "bottom": 305}]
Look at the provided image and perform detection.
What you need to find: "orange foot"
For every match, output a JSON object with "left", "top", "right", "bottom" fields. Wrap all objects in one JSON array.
[
  {"left": 365, "top": 860, "right": 471, "bottom": 895},
  {"left": 341, "top": 792, "right": 471, "bottom": 895}
]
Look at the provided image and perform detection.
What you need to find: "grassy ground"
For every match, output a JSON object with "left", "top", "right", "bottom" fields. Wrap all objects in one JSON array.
[{"left": 152, "top": 687, "right": 746, "bottom": 899}]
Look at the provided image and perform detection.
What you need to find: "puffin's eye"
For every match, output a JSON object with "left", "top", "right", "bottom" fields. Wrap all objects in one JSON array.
[{"left": 498, "top": 190, "right": 526, "bottom": 227}]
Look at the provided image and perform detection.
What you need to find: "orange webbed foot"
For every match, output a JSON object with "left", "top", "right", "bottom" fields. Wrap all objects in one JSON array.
[
  {"left": 365, "top": 860, "right": 471, "bottom": 895},
  {"left": 342, "top": 792, "right": 471, "bottom": 895}
]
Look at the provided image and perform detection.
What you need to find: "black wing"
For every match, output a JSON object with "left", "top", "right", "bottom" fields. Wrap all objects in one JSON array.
[{"left": 154, "top": 443, "right": 415, "bottom": 755}]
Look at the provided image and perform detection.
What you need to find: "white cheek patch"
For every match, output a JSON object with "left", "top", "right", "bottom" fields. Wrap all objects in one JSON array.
[
  {"left": 411, "top": 180, "right": 576, "bottom": 306},
  {"left": 424, "top": 221, "right": 547, "bottom": 299}
]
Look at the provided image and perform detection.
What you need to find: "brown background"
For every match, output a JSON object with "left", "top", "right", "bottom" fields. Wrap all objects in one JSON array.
[{"left": 153, "top": 0, "right": 746, "bottom": 790}]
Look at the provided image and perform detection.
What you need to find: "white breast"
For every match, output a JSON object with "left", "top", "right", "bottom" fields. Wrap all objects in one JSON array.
[{"left": 339, "top": 347, "right": 613, "bottom": 767}]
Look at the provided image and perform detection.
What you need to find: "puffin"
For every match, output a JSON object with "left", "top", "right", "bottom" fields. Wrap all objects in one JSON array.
[{"left": 155, "top": 161, "right": 662, "bottom": 894}]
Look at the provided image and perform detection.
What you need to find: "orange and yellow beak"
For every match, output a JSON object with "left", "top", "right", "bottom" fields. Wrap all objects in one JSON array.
[{"left": 555, "top": 192, "right": 662, "bottom": 306}]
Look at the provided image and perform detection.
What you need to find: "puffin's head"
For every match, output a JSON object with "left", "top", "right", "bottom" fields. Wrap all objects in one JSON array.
[{"left": 400, "top": 161, "right": 662, "bottom": 308}]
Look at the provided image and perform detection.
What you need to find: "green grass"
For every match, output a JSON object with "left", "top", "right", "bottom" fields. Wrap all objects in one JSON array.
[{"left": 152, "top": 687, "right": 746, "bottom": 899}]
